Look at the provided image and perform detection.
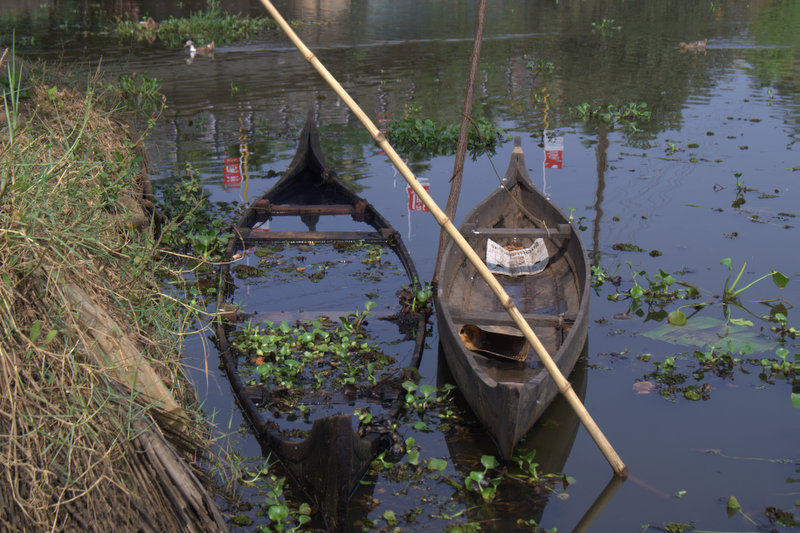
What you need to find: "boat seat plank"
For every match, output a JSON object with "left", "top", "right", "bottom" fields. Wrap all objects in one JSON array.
[
  {"left": 460, "top": 223, "right": 572, "bottom": 239},
  {"left": 449, "top": 309, "right": 576, "bottom": 328},
  {"left": 250, "top": 201, "right": 367, "bottom": 217},
  {"left": 236, "top": 229, "right": 389, "bottom": 243}
]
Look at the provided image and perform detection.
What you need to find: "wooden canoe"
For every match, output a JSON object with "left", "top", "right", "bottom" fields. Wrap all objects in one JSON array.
[
  {"left": 214, "top": 113, "right": 427, "bottom": 530},
  {"left": 434, "top": 137, "right": 590, "bottom": 460}
]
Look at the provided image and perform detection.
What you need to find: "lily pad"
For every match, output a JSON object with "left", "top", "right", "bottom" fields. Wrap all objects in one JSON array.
[{"left": 643, "top": 316, "right": 773, "bottom": 353}]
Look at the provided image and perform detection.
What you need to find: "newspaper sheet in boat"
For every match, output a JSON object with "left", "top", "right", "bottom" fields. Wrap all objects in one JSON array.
[{"left": 486, "top": 238, "right": 549, "bottom": 276}]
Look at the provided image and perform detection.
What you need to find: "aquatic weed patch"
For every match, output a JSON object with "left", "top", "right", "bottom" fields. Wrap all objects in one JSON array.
[
  {"left": 231, "top": 303, "right": 405, "bottom": 429},
  {"left": 354, "top": 383, "right": 573, "bottom": 531},
  {"left": 594, "top": 257, "right": 797, "bottom": 402},
  {"left": 244, "top": 240, "right": 399, "bottom": 285},
  {"left": 571, "top": 101, "right": 651, "bottom": 130},
  {"left": 385, "top": 111, "right": 509, "bottom": 160},
  {"left": 112, "top": 0, "right": 285, "bottom": 47}
]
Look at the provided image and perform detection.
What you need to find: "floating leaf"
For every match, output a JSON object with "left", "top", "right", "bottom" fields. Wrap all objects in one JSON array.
[
  {"left": 727, "top": 495, "right": 741, "bottom": 512},
  {"left": 771, "top": 270, "right": 789, "bottom": 288},
  {"left": 728, "top": 318, "right": 754, "bottom": 327},
  {"left": 427, "top": 457, "right": 447, "bottom": 472},
  {"left": 268, "top": 504, "right": 289, "bottom": 522},
  {"left": 644, "top": 316, "right": 772, "bottom": 352},
  {"left": 630, "top": 285, "right": 644, "bottom": 300},
  {"left": 419, "top": 384, "right": 437, "bottom": 398},
  {"left": 402, "top": 380, "right": 417, "bottom": 393},
  {"left": 469, "top": 470, "right": 485, "bottom": 484},
  {"left": 667, "top": 310, "right": 686, "bottom": 326},
  {"left": 792, "top": 393, "right": 800, "bottom": 409},
  {"left": 481, "top": 455, "right": 500, "bottom": 469},
  {"left": 612, "top": 242, "right": 646, "bottom": 252},
  {"left": 407, "top": 449, "right": 420, "bottom": 466},
  {"left": 382, "top": 509, "right": 397, "bottom": 526}
]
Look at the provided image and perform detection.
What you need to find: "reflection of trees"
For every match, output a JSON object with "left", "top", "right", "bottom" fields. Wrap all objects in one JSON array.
[{"left": 747, "top": 1, "right": 800, "bottom": 145}]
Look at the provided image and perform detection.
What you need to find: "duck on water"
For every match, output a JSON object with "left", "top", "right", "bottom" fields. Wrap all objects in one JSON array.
[{"left": 184, "top": 40, "right": 215, "bottom": 58}]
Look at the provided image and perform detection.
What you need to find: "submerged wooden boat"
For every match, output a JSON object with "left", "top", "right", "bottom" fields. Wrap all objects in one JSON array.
[
  {"left": 214, "top": 114, "right": 427, "bottom": 530},
  {"left": 434, "top": 137, "right": 590, "bottom": 460}
]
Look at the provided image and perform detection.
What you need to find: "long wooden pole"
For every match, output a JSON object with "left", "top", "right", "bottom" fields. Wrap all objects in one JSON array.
[
  {"left": 432, "top": 0, "right": 487, "bottom": 286},
  {"left": 258, "top": 0, "right": 628, "bottom": 479}
]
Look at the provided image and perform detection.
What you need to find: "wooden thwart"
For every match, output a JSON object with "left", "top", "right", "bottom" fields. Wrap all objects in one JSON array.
[
  {"left": 251, "top": 200, "right": 367, "bottom": 217},
  {"left": 461, "top": 222, "right": 573, "bottom": 240},
  {"left": 235, "top": 228, "right": 387, "bottom": 243}
]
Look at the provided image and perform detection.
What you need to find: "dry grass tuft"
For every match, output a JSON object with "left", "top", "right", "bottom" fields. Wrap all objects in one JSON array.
[{"left": 1, "top": 53, "right": 226, "bottom": 532}]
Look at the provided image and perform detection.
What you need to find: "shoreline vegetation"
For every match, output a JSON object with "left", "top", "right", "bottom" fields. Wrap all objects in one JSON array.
[
  {"left": 0, "top": 48, "right": 229, "bottom": 530},
  {"left": 112, "top": 0, "right": 304, "bottom": 48}
]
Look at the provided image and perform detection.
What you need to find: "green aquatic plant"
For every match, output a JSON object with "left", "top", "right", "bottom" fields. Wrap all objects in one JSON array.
[
  {"left": 464, "top": 455, "right": 503, "bottom": 503},
  {"left": 525, "top": 57, "right": 555, "bottom": 73},
  {"left": 113, "top": 0, "right": 276, "bottom": 47},
  {"left": 591, "top": 18, "right": 621, "bottom": 35},
  {"left": 720, "top": 257, "right": 789, "bottom": 303},
  {"left": 385, "top": 112, "right": 509, "bottom": 159},
  {"left": 112, "top": 72, "right": 165, "bottom": 113},
  {"left": 232, "top": 300, "right": 398, "bottom": 418},
  {"left": 401, "top": 277, "right": 433, "bottom": 313},
  {"left": 571, "top": 101, "right": 650, "bottom": 130}
]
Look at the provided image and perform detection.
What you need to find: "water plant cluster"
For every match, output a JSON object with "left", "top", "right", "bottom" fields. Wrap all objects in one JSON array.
[
  {"left": 242, "top": 240, "right": 399, "bottom": 286},
  {"left": 571, "top": 101, "right": 651, "bottom": 130},
  {"left": 385, "top": 110, "right": 510, "bottom": 159},
  {"left": 113, "top": 0, "right": 290, "bottom": 48},
  {"left": 231, "top": 302, "right": 403, "bottom": 425},
  {"left": 591, "top": 18, "right": 622, "bottom": 35},
  {"left": 592, "top": 257, "right": 797, "bottom": 404},
  {"left": 352, "top": 382, "right": 572, "bottom": 531},
  {"left": 110, "top": 72, "right": 165, "bottom": 114},
  {"left": 158, "top": 169, "right": 236, "bottom": 267}
]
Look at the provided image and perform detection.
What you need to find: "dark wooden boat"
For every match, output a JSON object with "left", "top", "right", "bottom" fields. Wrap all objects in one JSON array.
[
  {"left": 434, "top": 137, "right": 590, "bottom": 460},
  {"left": 214, "top": 114, "right": 427, "bottom": 530}
]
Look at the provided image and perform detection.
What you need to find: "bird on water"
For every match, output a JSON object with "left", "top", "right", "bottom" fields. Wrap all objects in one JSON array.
[{"left": 184, "top": 40, "right": 215, "bottom": 57}]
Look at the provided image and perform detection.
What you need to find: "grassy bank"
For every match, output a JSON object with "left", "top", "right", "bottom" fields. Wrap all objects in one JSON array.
[{"left": 0, "top": 50, "right": 226, "bottom": 531}]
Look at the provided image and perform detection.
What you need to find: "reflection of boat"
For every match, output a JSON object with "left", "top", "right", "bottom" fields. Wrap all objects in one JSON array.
[
  {"left": 434, "top": 137, "right": 590, "bottom": 459},
  {"left": 440, "top": 348, "right": 587, "bottom": 529},
  {"left": 213, "top": 114, "right": 427, "bottom": 531}
]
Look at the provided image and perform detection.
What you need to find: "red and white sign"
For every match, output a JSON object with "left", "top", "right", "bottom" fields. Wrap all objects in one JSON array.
[
  {"left": 224, "top": 156, "right": 242, "bottom": 187},
  {"left": 407, "top": 178, "right": 430, "bottom": 212},
  {"left": 544, "top": 135, "right": 564, "bottom": 169}
]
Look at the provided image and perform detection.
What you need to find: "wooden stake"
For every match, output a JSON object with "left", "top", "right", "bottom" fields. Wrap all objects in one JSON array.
[
  {"left": 432, "top": 0, "right": 487, "bottom": 285},
  {"left": 258, "top": 0, "right": 628, "bottom": 479}
]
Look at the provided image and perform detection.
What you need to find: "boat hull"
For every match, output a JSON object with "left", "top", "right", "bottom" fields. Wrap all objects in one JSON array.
[
  {"left": 214, "top": 114, "right": 427, "bottom": 530},
  {"left": 435, "top": 139, "right": 590, "bottom": 459}
]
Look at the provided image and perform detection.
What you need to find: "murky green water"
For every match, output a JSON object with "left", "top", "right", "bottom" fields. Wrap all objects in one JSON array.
[{"left": 5, "top": 1, "right": 799, "bottom": 531}]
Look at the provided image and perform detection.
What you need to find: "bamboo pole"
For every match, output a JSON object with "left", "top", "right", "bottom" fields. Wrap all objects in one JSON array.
[{"left": 258, "top": 0, "right": 628, "bottom": 479}]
